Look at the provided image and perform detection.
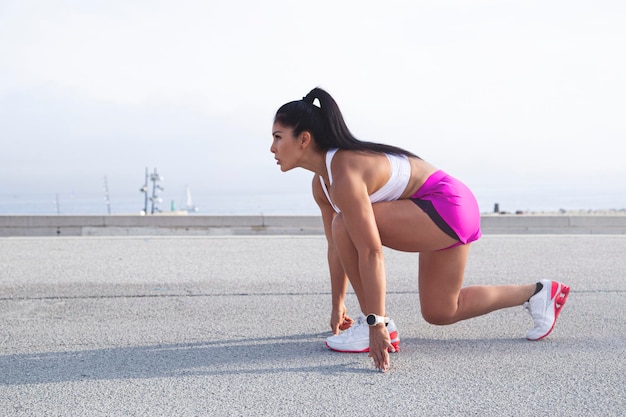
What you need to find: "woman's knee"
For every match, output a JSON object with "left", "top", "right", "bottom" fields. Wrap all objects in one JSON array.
[{"left": 420, "top": 304, "right": 457, "bottom": 326}]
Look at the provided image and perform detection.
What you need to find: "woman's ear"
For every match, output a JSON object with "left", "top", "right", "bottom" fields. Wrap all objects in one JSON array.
[{"left": 299, "top": 131, "right": 312, "bottom": 149}]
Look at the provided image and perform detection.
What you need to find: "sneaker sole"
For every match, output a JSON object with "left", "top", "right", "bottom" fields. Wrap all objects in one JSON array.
[
  {"left": 325, "top": 331, "right": 400, "bottom": 353},
  {"left": 527, "top": 282, "right": 571, "bottom": 341}
]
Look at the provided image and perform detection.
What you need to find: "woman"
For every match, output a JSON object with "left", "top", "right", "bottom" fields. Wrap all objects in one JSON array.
[{"left": 270, "top": 87, "right": 570, "bottom": 373}]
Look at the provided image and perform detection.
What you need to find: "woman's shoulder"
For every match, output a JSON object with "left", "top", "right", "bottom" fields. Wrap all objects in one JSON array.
[
  {"left": 332, "top": 149, "right": 386, "bottom": 165},
  {"left": 330, "top": 150, "right": 389, "bottom": 189}
]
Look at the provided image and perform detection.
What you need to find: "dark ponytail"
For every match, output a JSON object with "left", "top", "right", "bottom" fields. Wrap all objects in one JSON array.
[{"left": 274, "top": 87, "right": 418, "bottom": 158}]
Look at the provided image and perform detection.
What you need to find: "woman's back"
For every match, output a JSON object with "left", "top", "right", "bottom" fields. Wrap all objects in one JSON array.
[{"left": 324, "top": 150, "right": 437, "bottom": 202}]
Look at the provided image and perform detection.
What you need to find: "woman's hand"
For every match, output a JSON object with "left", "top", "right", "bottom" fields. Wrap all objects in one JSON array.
[
  {"left": 368, "top": 324, "right": 395, "bottom": 372},
  {"left": 330, "top": 305, "right": 354, "bottom": 335}
]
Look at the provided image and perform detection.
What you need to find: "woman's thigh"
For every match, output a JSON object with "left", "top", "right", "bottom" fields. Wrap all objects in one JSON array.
[
  {"left": 418, "top": 244, "right": 471, "bottom": 323},
  {"left": 372, "top": 200, "right": 458, "bottom": 252}
]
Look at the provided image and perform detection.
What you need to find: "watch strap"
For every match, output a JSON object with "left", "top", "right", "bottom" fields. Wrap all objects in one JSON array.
[{"left": 366, "top": 313, "right": 390, "bottom": 326}]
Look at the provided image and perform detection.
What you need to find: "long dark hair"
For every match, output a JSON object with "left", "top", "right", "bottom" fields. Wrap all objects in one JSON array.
[{"left": 274, "top": 87, "right": 418, "bottom": 158}]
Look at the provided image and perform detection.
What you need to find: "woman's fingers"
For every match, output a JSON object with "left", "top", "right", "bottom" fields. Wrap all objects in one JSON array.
[
  {"left": 368, "top": 348, "right": 389, "bottom": 372},
  {"left": 369, "top": 327, "right": 392, "bottom": 372},
  {"left": 338, "top": 316, "right": 354, "bottom": 331}
]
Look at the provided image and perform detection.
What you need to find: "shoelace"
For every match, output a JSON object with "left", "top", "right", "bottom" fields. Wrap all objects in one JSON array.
[
  {"left": 523, "top": 300, "right": 545, "bottom": 325},
  {"left": 523, "top": 301, "right": 538, "bottom": 318}
]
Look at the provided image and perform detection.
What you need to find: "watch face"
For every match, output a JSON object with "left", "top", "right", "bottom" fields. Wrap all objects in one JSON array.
[{"left": 366, "top": 314, "right": 376, "bottom": 325}]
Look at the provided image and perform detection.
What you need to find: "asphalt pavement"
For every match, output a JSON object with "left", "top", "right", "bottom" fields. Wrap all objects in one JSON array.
[{"left": 1, "top": 234, "right": 625, "bottom": 416}]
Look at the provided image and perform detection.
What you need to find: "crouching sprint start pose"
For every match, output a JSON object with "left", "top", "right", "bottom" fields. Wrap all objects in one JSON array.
[{"left": 270, "top": 87, "right": 570, "bottom": 372}]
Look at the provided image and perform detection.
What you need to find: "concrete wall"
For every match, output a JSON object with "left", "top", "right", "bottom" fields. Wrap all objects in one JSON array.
[
  {"left": 1, "top": 214, "right": 626, "bottom": 237},
  {"left": 0, "top": 215, "right": 324, "bottom": 237}
]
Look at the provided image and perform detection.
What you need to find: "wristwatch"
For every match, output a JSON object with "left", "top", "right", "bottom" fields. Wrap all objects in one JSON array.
[{"left": 366, "top": 313, "right": 390, "bottom": 327}]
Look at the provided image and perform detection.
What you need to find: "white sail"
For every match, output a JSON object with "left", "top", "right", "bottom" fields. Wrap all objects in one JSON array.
[{"left": 183, "top": 185, "right": 199, "bottom": 212}]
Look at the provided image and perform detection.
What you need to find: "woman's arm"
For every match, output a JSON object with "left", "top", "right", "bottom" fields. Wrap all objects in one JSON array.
[
  {"left": 312, "top": 175, "right": 353, "bottom": 334},
  {"left": 329, "top": 160, "right": 386, "bottom": 319},
  {"left": 329, "top": 153, "right": 393, "bottom": 371}
]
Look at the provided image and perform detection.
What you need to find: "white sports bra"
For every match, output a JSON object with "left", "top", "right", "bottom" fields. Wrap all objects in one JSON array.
[{"left": 319, "top": 148, "right": 411, "bottom": 213}]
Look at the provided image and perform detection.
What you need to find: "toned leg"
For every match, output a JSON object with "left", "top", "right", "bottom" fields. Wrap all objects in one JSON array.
[
  {"left": 418, "top": 246, "right": 535, "bottom": 325},
  {"left": 372, "top": 200, "right": 535, "bottom": 324}
]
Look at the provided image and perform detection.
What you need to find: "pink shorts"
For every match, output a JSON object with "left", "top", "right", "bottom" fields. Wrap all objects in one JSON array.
[{"left": 410, "top": 170, "right": 482, "bottom": 248}]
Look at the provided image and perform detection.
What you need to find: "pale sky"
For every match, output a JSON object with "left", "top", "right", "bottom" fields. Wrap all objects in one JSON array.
[{"left": 1, "top": 0, "right": 625, "bottom": 212}]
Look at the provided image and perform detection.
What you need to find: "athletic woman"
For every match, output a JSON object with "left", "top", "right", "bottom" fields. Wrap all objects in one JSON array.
[{"left": 270, "top": 87, "right": 570, "bottom": 372}]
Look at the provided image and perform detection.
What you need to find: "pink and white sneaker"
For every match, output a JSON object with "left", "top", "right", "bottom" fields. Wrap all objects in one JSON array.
[
  {"left": 524, "top": 279, "right": 570, "bottom": 341},
  {"left": 325, "top": 313, "right": 400, "bottom": 353}
]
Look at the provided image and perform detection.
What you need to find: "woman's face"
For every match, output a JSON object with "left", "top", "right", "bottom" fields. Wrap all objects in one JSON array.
[{"left": 270, "top": 122, "right": 301, "bottom": 172}]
